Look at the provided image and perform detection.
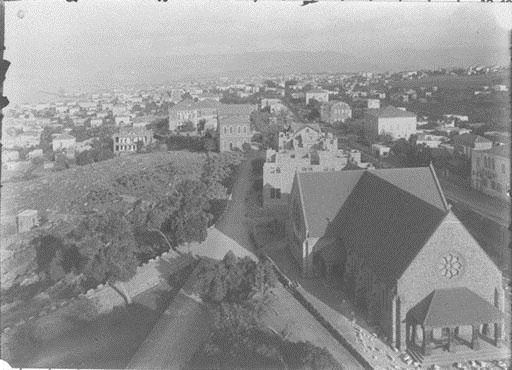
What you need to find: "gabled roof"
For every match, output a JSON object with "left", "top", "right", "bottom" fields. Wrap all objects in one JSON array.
[
  {"left": 290, "top": 122, "right": 322, "bottom": 134},
  {"left": 408, "top": 287, "right": 503, "bottom": 327},
  {"left": 53, "top": 133, "right": 76, "bottom": 141},
  {"left": 218, "top": 115, "right": 251, "bottom": 127},
  {"left": 218, "top": 104, "right": 257, "bottom": 117},
  {"left": 366, "top": 105, "right": 417, "bottom": 118},
  {"left": 170, "top": 98, "right": 220, "bottom": 111},
  {"left": 306, "top": 89, "right": 329, "bottom": 94},
  {"left": 296, "top": 166, "right": 450, "bottom": 282},
  {"left": 297, "top": 170, "right": 365, "bottom": 238},
  {"left": 452, "top": 133, "right": 492, "bottom": 147}
]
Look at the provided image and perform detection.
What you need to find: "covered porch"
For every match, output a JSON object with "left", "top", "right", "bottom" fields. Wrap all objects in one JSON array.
[
  {"left": 311, "top": 237, "right": 345, "bottom": 282},
  {"left": 406, "top": 287, "right": 504, "bottom": 357}
]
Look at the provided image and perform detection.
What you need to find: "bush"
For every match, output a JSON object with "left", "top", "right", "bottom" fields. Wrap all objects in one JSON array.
[
  {"left": 189, "top": 302, "right": 342, "bottom": 370},
  {"left": 194, "top": 252, "right": 277, "bottom": 305}
]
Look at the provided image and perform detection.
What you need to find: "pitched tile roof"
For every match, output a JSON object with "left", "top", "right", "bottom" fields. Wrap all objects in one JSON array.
[
  {"left": 408, "top": 287, "right": 504, "bottom": 327},
  {"left": 218, "top": 104, "right": 257, "bottom": 117},
  {"left": 366, "top": 105, "right": 417, "bottom": 118},
  {"left": 170, "top": 98, "right": 220, "bottom": 111},
  {"left": 296, "top": 166, "right": 450, "bottom": 282},
  {"left": 52, "top": 133, "right": 76, "bottom": 141},
  {"left": 452, "top": 133, "right": 492, "bottom": 147}
]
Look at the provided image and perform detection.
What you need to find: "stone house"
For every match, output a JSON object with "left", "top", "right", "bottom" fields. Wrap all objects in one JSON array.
[
  {"left": 218, "top": 115, "right": 252, "bottom": 152},
  {"left": 452, "top": 133, "right": 493, "bottom": 160},
  {"left": 320, "top": 101, "right": 352, "bottom": 124},
  {"left": 471, "top": 145, "right": 510, "bottom": 199},
  {"left": 52, "top": 134, "right": 76, "bottom": 155},
  {"left": 305, "top": 89, "right": 329, "bottom": 105},
  {"left": 168, "top": 99, "right": 220, "bottom": 131},
  {"left": 287, "top": 166, "right": 505, "bottom": 357},
  {"left": 364, "top": 106, "right": 417, "bottom": 140},
  {"left": 113, "top": 126, "right": 153, "bottom": 155}
]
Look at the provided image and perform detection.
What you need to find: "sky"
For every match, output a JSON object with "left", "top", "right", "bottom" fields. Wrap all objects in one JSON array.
[{"left": 4, "top": 0, "right": 511, "bottom": 104}]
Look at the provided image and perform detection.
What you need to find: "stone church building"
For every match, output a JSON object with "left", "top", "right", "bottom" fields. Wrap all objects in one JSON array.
[{"left": 287, "top": 165, "right": 505, "bottom": 357}]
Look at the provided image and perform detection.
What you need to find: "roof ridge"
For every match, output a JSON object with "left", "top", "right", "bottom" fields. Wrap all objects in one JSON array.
[
  {"left": 429, "top": 162, "right": 450, "bottom": 212},
  {"left": 421, "top": 290, "right": 437, "bottom": 327},
  {"left": 295, "top": 171, "right": 310, "bottom": 237}
]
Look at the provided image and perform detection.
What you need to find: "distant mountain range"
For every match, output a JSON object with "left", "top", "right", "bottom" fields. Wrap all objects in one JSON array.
[
  {"left": 7, "top": 47, "right": 509, "bottom": 104},
  {"left": 114, "top": 47, "right": 509, "bottom": 82}
]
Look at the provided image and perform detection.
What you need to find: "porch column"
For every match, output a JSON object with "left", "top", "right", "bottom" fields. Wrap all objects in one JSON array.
[
  {"left": 482, "top": 323, "right": 490, "bottom": 336},
  {"left": 494, "top": 321, "right": 503, "bottom": 347},
  {"left": 422, "top": 326, "right": 432, "bottom": 356},
  {"left": 447, "top": 328, "right": 455, "bottom": 353},
  {"left": 471, "top": 325, "right": 480, "bottom": 350},
  {"left": 411, "top": 324, "right": 417, "bottom": 347}
]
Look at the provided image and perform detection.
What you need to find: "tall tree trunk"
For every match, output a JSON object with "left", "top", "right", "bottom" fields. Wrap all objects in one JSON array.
[
  {"left": 108, "top": 281, "right": 131, "bottom": 305},
  {"left": 149, "top": 228, "right": 176, "bottom": 252}
]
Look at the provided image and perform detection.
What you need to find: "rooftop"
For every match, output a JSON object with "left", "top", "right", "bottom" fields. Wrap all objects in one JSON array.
[
  {"left": 452, "top": 133, "right": 492, "bottom": 147},
  {"left": 366, "top": 105, "right": 417, "bottom": 118},
  {"left": 408, "top": 287, "right": 504, "bottom": 327}
]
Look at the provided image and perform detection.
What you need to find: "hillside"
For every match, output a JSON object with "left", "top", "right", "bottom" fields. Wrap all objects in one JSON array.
[{"left": 1, "top": 151, "right": 207, "bottom": 223}]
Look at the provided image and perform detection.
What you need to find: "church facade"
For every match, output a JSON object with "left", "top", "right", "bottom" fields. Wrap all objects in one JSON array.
[{"left": 287, "top": 166, "right": 505, "bottom": 355}]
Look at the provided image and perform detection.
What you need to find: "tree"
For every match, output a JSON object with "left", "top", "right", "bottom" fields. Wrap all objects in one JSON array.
[
  {"left": 197, "top": 119, "right": 206, "bottom": 133},
  {"left": 165, "top": 179, "right": 211, "bottom": 246},
  {"left": 70, "top": 210, "right": 139, "bottom": 284}
]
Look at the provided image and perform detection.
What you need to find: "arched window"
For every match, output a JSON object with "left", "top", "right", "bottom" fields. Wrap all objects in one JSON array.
[
  {"left": 230, "top": 126, "right": 233, "bottom": 134},
  {"left": 224, "top": 127, "right": 227, "bottom": 134},
  {"left": 243, "top": 126, "right": 247, "bottom": 134},
  {"left": 238, "top": 126, "right": 241, "bottom": 134}
]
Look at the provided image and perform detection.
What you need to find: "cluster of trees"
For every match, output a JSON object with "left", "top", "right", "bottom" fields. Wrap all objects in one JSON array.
[
  {"left": 189, "top": 253, "right": 341, "bottom": 370},
  {"left": 251, "top": 111, "right": 284, "bottom": 150},
  {"left": 32, "top": 152, "right": 244, "bottom": 293},
  {"left": 165, "top": 134, "right": 217, "bottom": 152},
  {"left": 391, "top": 138, "right": 432, "bottom": 167},
  {"left": 75, "top": 136, "right": 114, "bottom": 166},
  {"left": 306, "top": 98, "right": 322, "bottom": 122}
]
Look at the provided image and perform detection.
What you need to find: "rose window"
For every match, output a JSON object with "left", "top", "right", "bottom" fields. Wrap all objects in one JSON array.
[{"left": 440, "top": 253, "right": 463, "bottom": 279}]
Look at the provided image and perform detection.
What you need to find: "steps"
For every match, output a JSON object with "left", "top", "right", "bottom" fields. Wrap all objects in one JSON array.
[{"left": 407, "top": 344, "right": 510, "bottom": 367}]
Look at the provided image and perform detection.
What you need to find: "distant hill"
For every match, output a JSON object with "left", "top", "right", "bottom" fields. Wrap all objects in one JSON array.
[{"left": 7, "top": 47, "right": 509, "bottom": 104}]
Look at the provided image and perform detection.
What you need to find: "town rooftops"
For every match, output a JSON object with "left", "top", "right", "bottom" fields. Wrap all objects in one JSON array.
[
  {"left": 296, "top": 166, "right": 451, "bottom": 282},
  {"left": 290, "top": 122, "right": 321, "bottom": 134},
  {"left": 52, "top": 133, "right": 76, "bottom": 141},
  {"left": 218, "top": 103, "right": 257, "bottom": 117},
  {"left": 452, "top": 133, "right": 492, "bottom": 147},
  {"left": 170, "top": 98, "right": 221, "bottom": 111},
  {"left": 366, "top": 105, "right": 417, "bottom": 118},
  {"left": 306, "top": 89, "right": 328, "bottom": 94},
  {"left": 218, "top": 115, "right": 251, "bottom": 126},
  {"left": 408, "top": 287, "right": 503, "bottom": 327}
]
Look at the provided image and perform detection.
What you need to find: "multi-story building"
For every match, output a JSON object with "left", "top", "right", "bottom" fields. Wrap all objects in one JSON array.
[
  {"left": 364, "top": 105, "right": 417, "bottom": 140},
  {"left": 260, "top": 98, "right": 287, "bottom": 113},
  {"left": 218, "top": 115, "right": 252, "bottom": 152},
  {"left": 278, "top": 123, "right": 323, "bottom": 151},
  {"left": 115, "top": 115, "right": 132, "bottom": 126},
  {"left": 287, "top": 166, "right": 505, "bottom": 358},
  {"left": 168, "top": 99, "right": 221, "bottom": 131},
  {"left": 52, "top": 133, "right": 76, "bottom": 152},
  {"left": 452, "top": 133, "right": 493, "bottom": 160},
  {"left": 471, "top": 145, "right": 510, "bottom": 199},
  {"left": 320, "top": 101, "right": 352, "bottom": 124},
  {"left": 112, "top": 126, "right": 153, "bottom": 155},
  {"left": 263, "top": 127, "right": 368, "bottom": 210},
  {"left": 305, "top": 89, "right": 329, "bottom": 105}
]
